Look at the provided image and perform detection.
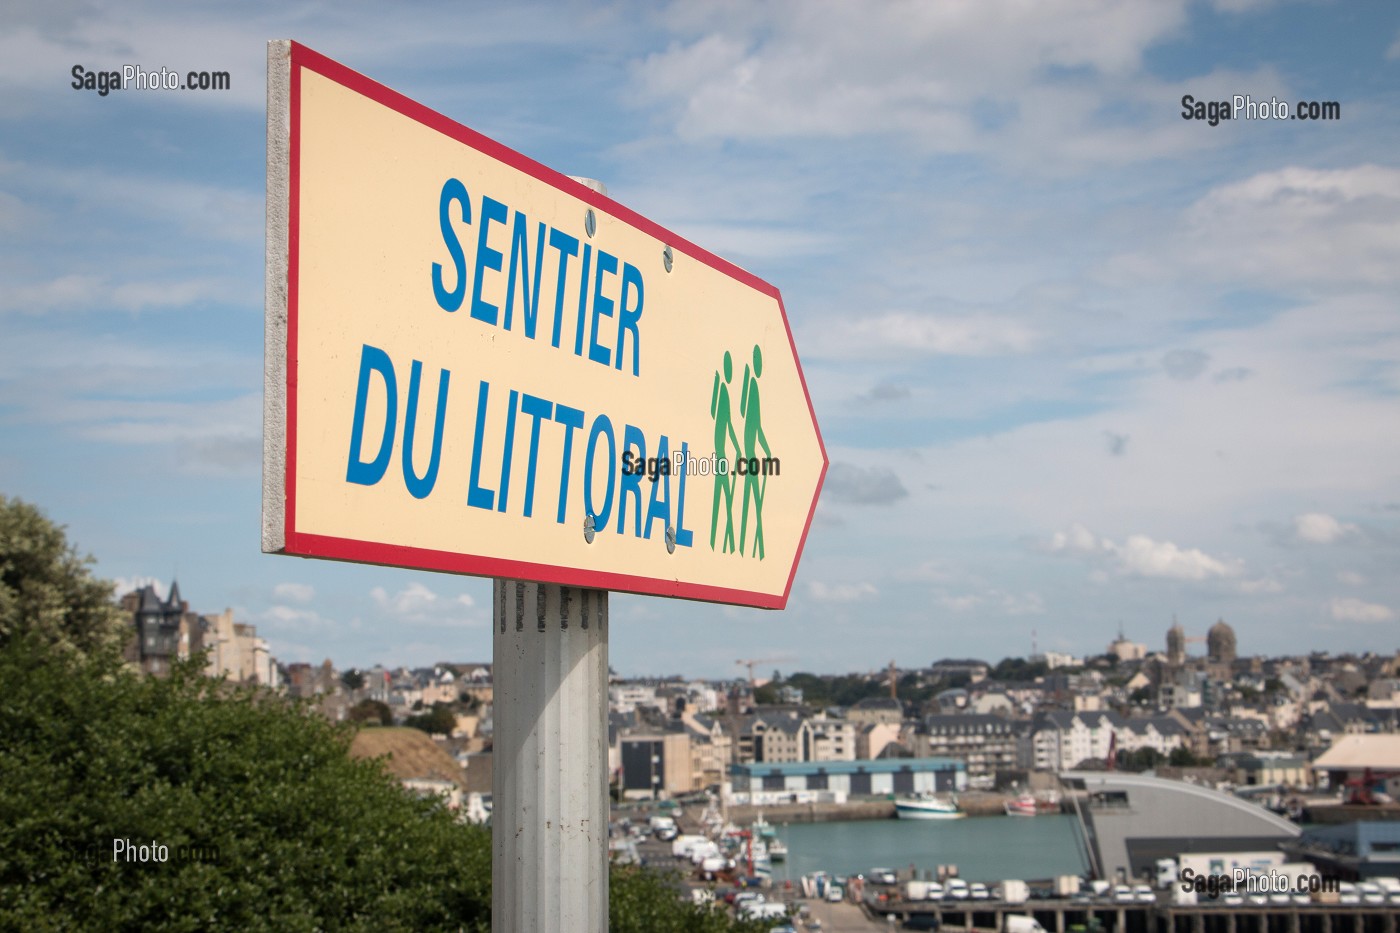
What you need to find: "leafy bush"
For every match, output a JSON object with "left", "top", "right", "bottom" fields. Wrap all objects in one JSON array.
[
  {"left": 0, "top": 639, "right": 492, "bottom": 931},
  {"left": 348, "top": 698, "right": 393, "bottom": 725},
  {"left": 0, "top": 495, "right": 123, "bottom": 659},
  {"left": 610, "top": 866, "right": 774, "bottom": 933},
  {"left": 0, "top": 494, "right": 770, "bottom": 931},
  {"left": 405, "top": 702, "right": 458, "bottom": 736}
]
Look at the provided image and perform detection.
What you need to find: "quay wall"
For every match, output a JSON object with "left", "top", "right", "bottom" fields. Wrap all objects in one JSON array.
[{"left": 721, "top": 791, "right": 1017, "bottom": 825}]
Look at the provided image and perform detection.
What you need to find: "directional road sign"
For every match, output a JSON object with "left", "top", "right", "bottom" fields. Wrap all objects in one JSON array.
[{"left": 263, "top": 42, "right": 826, "bottom": 608}]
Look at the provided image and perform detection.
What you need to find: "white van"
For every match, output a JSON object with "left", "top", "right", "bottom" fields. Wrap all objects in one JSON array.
[
  {"left": 1005, "top": 915, "right": 1047, "bottom": 933},
  {"left": 740, "top": 901, "right": 789, "bottom": 920}
]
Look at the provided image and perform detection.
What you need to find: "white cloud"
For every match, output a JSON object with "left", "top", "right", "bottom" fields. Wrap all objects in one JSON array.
[
  {"left": 273, "top": 582, "right": 315, "bottom": 603},
  {"left": 1388, "top": 31, "right": 1400, "bottom": 60},
  {"left": 1210, "top": 0, "right": 1276, "bottom": 11},
  {"left": 904, "top": 559, "right": 957, "bottom": 583},
  {"left": 1047, "top": 524, "right": 1102, "bottom": 554},
  {"left": 1293, "top": 513, "right": 1358, "bottom": 545},
  {"left": 1112, "top": 534, "right": 1241, "bottom": 581},
  {"left": 111, "top": 576, "right": 164, "bottom": 599},
  {"left": 634, "top": 0, "right": 1193, "bottom": 170},
  {"left": 372, "top": 582, "right": 439, "bottom": 616},
  {"left": 1337, "top": 570, "right": 1366, "bottom": 586},
  {"left": 264, "top": 605, "right": 320, "bottom": 625},
  {"left": 1045, "top": 525, "right": 1241, "bottom": 581},
  {"left": 369, "top": 583, "right": 483, "bottom": 628},
  {"left": 1113, "top": 166, "right": 1400, "bottom": 291},
  {"left": 822, "top": 462, "right": 909, "bottom": 505},
  {"left": 1004, "top": 592, "right": 1046, "bottom": 615},
  {"left": 1162, "top": 349, "right": 1211, "bottom": 381},
  {"left": 935, "top": 588, "right": 1044, "bottom": 615},
  {"left": 0, "top": 274, "right": 235, "bottom": 315},
  {"left": 808, "top": 580, "right": 877, "bottom": 602},
  {"left": 51, "top": 394, "right": 262, "bottom": 476},
  {"left": 811, "top": 311, "right": 1038, "bottom": 359},
  {"left": 1329, "top": 597, "right": 1395, "bottom": 624}
]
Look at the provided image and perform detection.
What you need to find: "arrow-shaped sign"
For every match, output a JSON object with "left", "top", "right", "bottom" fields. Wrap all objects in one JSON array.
[{"left": 264, "top": 42, "right": 826, "bottom": 608}]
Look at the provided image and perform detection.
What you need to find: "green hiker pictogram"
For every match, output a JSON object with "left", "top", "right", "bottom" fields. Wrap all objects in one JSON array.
[
  {"left": 710, "top": 351, "right": 740, "bottom": 553},
  {"left": 738, "top": 344, "right": 770, "bottom": 560}
]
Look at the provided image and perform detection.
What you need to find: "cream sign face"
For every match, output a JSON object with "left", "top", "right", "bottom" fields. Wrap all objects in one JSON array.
[{"left": 263, "top": 42, "right": 826, "bottom": 608}]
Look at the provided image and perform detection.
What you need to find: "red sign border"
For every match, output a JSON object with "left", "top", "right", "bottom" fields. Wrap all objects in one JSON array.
[{"left": 276, "top": 41, "right": 827, "bottom": 609}]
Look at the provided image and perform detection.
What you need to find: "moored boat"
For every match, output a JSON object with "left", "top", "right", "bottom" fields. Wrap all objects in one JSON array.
[
  {"left": 1004, "top": 792, "right": 1038, "bottom": 816},
  {"left": 895, "top": 793, "right": 966, "bottom": 820}
]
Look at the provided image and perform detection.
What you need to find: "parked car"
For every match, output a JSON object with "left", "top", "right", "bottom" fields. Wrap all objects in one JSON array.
[
  {"left": 970, "top": 883, "right": 990, "bottom": 900},
  {"left": 945, "top": 879, "right": 970, "bottom": 900},
  {"left": 827, "top": 884, "right": 844, "bottom": 903},
  {"left": 870, "top": 867, "right": 899, "bottom": 885}
]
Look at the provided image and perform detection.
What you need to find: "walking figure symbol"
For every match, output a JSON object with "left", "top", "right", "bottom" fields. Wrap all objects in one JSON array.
[
  {"left": 709, "top": 345, "right": 769, "bottom": 559},
  {"left": 710, "top": 351, "right": 740, "bottom": 553},
  {"left": 738, "top": 345, "right": 769, "bottom": 560}
]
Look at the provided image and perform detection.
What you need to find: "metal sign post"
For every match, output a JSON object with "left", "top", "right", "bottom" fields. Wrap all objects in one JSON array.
[{"left": 492, "top": 581, "right": 608, "bottom": 932}]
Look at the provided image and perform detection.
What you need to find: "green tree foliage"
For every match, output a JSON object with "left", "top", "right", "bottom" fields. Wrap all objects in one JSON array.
[
  {"left": 0, "top": 496, "right": 771, "bottom": 931},
  {"left": 341, "top": 668, "right": 367, "bottom": 691},
  {"left": 990, "top": 657, "right": 1049, "bottom": 682},
  {"left": 0, "top": 495, "right": 123, "bottom": 659},
  {"left": 1115, "top": 747, "right": 1164, "bottom": 772},
  {"left": 1168, "top": 746, "right": 1203, "bottom": 767},
  {"left": 0, "top": 637, "right": 493, "bottom": 931},
  {"left": 348, "top": 698, "right": 393, "bottom": 725},
  {"left": 609, "top": 866, "right": 772, "bottom": 933},
  {"left": 751, "top": 682, "right": 779, "bottom": 705},
  {"left": 773, "top": 671, "right": 889, "bottom": 708},
  {"left": 405, "top": 701, "right": 458, "bottom": 736}
]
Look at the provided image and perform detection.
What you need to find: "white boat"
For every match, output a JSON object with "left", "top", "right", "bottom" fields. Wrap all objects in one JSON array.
[
  {"left": 1004, "top": 792, "right": 1038, "bottom": 817},
  {"left": 752, "top": 813, "right": 778, "bottom": 839},
  {"left": 768, "top": 837, "right": 788, "bottom": 861},
  {"left": 895, "top": 793, "right": 966, "bottom": 820}
]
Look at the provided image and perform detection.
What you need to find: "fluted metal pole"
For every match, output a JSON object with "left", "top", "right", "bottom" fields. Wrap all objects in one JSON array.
[{"left": 492, "top": 580, "right": 609, "bottom": 933}]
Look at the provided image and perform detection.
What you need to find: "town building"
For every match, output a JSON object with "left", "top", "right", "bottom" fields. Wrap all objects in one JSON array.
[
  {"left": 846, "top": 696, "right": 903, "bottom": 726},
  {"left": 121, "top": 581, "right": 201, "bottom": 676},
  {"left": 729, "top": 756, "right": 967, "bottom": 800},
  {"left": 915, "top": 713, "right": 1019, "bottom": 782},
  {"left": 618, "top": 730, "right": 693, "bottom": 799}
]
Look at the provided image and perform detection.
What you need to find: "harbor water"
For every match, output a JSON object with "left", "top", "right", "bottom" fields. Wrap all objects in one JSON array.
[{"left": 771, "top": 813, "right": 1090, "bottom": 884}]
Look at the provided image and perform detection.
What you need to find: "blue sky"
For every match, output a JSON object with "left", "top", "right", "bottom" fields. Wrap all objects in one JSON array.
[{"left": 2, "top": 0, "right": 1397, "bottom": 678}]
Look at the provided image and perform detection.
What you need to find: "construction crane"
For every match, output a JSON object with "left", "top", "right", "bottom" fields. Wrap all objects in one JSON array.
[{"left": 735, "top": 657, "right": 795, "bottom": 687}]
